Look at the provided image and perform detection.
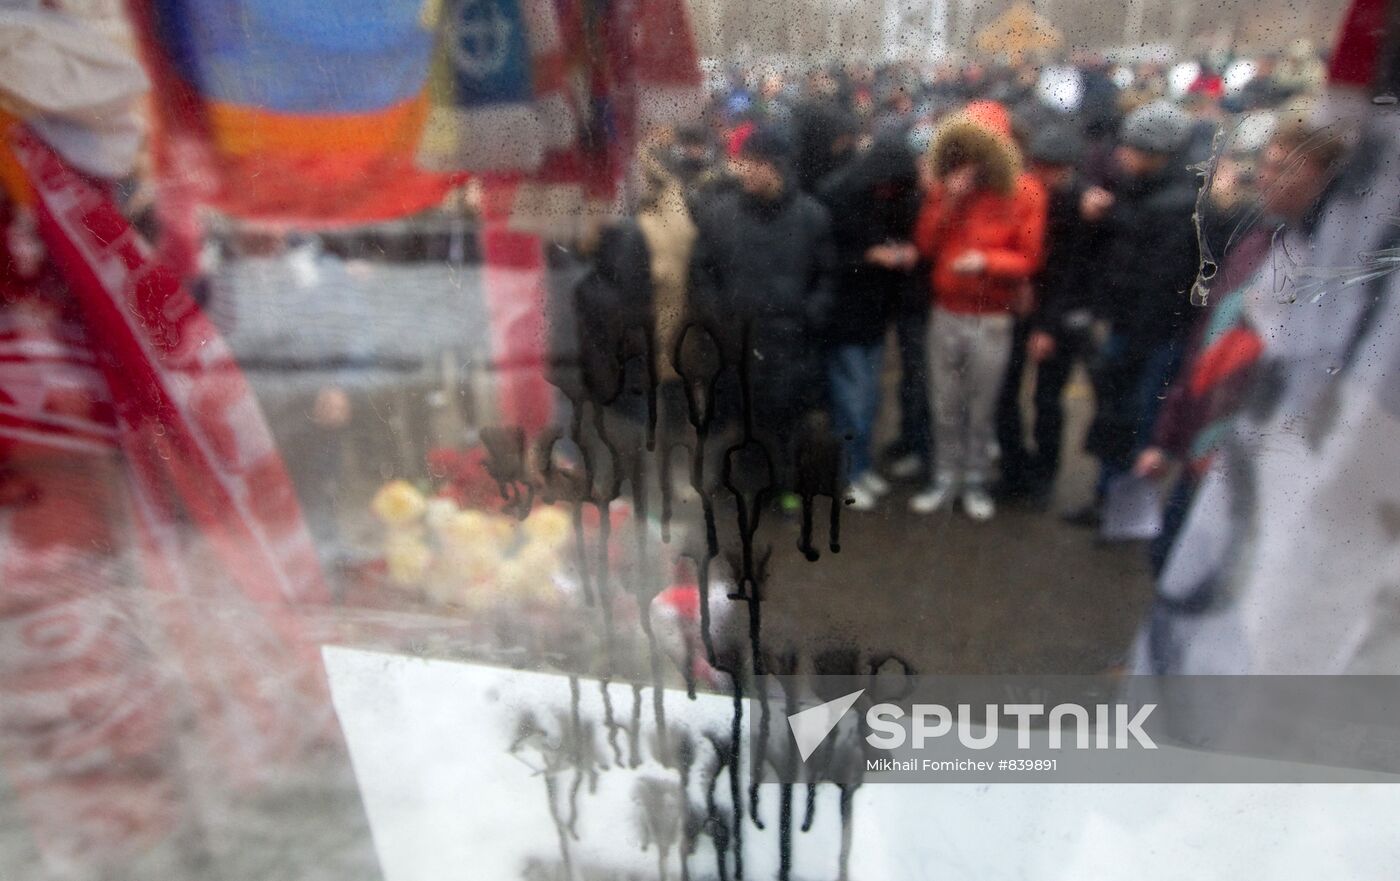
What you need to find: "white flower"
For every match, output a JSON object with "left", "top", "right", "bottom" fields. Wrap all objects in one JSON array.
[{"left": 425, "top": 497, "right": 460, "bottom": 532}]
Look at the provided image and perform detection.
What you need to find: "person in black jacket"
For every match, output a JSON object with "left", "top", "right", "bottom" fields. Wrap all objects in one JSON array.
[
  {"left": 816, "top": 135, "right": 922, "bottom": 509},
  {"left": 565, "top": 221, "right": 655, "bottom": 425},
  {"left": 1075, "top": 100, "right": 1201, "bottom": 525},
  {"left": 688, "top": 124, "right": 838, "bottom": 494},
  {"left": 790, "top": 98, "right": 860, "bottom": 194},
  {"left": 996, "top": 124, "right": 1104, "bottom": 503}
]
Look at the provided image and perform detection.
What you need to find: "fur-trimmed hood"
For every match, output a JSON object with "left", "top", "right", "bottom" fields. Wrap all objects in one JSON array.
[{"left": 928, "top": 100, "right": 1022, "bottom": 195}]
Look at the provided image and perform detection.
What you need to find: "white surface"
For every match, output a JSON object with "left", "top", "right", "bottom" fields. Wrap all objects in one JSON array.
[
  {"left": 326, "top": 646, "right": 1400, "bottom": 879},
  {"left": 853, "top": 782, "right": 1400, "bottom": 879},
  {"left": 324, "top": 646, "right": 847, "bottom": 880}
]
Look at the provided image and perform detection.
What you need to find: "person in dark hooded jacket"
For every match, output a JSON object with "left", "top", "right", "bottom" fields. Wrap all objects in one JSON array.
[
  {"left": 688, "top": 124, "right": 838, "bottom": 493},
  {"left": 566, "top": 221, "right": 655, "bottom": 423},
  {"left": 1074, "top": 100, "right": 1202, "bottom": 526},
  {"left": 790, "top": 98, "right": 860, "bottom": 194},
  {"left": 816, "top": 135, "right": 922, "bottom": 509}
]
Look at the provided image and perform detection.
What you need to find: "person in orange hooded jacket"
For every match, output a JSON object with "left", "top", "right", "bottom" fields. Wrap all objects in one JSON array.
[{"left": 910, "top": 100, "right": 1048, "bottom": 521}]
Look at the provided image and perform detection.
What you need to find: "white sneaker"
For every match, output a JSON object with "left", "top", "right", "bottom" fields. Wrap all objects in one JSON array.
[
  {"left": 887, "top": 454, "right": 923, "bottom": 479},
  {"left": 858, "top": 471, "right": 891, "bottom": 497},
  {"left": 909, "top": 480, "right": 956, "bottom": 514},
  {"left": 961, "top": 487, "right": 996, "bottom": 522},
  {"left": 844, "top": 482, "right": 879, "bottom": 511}
]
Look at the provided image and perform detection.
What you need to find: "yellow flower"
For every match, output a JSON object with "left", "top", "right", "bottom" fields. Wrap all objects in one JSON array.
[
  {"left": 441, "top": 509, "right": 514, "bottom": 551},
  {"left": 492, "top": 543, "right": 561, "bottom": 606},
  {"left": 440, "top": 509, "right": 488, "bottom": 548},
  {"left": 495, "top": 557, "right": 531, "bottom": 595},
  {"left": 485, "top": 514, "right": 516, "bottom": 544},
  {"left": 516, "top": 542, "right": 559, "bottom": 577},
  {"left": 516, "top": 544, "right": 562, "bottom": 606},
  {"left": 372, "top": 480, "right": 427, "bottom": 527},
  {"left": 385, "top": 534, "right": 433, "bottom": 586},
  {"left": 444, "top": 542, "right": 501, "bottom": 583},
  {"left": 522, "top": 505, "right": 571, "bottom": 550}
]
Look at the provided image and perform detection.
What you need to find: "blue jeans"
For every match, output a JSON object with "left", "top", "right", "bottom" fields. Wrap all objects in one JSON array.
[
  {"left": 1095, "top": 336, "right": 1185, "bottom": 497},
  {"left": 828, "top": 342, "right": 885, "bottom": 481}
]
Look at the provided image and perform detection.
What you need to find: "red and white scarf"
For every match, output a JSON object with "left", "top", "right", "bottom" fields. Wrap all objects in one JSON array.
[{"left": 1, "top": 126, "right": 332, "bottom": 868}]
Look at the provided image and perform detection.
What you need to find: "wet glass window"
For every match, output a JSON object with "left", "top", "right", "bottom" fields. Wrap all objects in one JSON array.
[{"left": 3, "top": 0, "right": 1400, "bottom": 878}]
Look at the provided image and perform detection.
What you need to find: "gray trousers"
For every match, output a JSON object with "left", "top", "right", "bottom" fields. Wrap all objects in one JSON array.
[{"left": 928, "top": 307, "right": 1014, "bottom": 487}]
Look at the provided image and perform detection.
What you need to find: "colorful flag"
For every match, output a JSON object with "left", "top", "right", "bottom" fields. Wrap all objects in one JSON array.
[
  {"left": 127, "top": 0, "right": 463, "bottom": 225},
  {"left": 417, "top": 0, "right": 576, "bottom": 172}
]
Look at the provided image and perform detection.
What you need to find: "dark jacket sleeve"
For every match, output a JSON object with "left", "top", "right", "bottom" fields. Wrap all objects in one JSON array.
[
  {"left": 1131, "top": 199, "right": 1201, "bottom": 345},
  {"left": 816, "top": 168, "right": 869, "bottom": 272},
  {"left": 573, "top": 221, "right": 654, "bottom": 402},
  {"left": 1150, "top": 361, "right": 1197, "bottom": 456},
  {"left": 686, "top": 202, "right": 726, "bottom": 331},
  {"left": 1029, "top": 182, "right": 1093, "bottom": 334},
  {"left": 1100, "top": 183, "right": 1201, "bottom": 347},
  {"left": 805, "top": 201, "right": 839, "bottom": 339}
]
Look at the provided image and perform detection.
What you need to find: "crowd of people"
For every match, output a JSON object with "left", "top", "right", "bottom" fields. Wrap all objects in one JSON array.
[{"left": 592, "top": 49, "right": 1337, "bottom": 531}]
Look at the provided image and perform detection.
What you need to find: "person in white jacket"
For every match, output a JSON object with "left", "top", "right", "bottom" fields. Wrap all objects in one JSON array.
[{"left": 1136, "top": 92, "right": 1400, "bottom": 674}]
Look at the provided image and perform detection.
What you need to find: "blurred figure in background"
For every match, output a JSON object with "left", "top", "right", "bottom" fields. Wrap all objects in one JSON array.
[
  {"left": 1133, "top": 104, "right": 1347, "bottom": 574},
  {"left": 882, "top": 264, "right": 936, "bottom": 483},
  {"left": 664, "top": 123, "right": 725, "bottom": 196},
  {"left": 1187, "top": 62, "right": 1225, "bottom": 101},
  {"left": 1182, "top": 90, "right": 1228, "bottom": 167},
  {"left": 720, "top": 66, "right": 754, "bottom": 121},
  {"left": 688, "top": 124, "right": 836, "bottom": 492},
  {"left": 1077, "top": 54, "right": 1121, "bottom": 132},
  {"left": 755, "top": 68, "right": 795, "bottom": 128},
  {"left": 636, "top": 127, "right": 709, "bottom": 443},
  {"left": 1132, "top": 15, "right": 1398, "bottom": 672},
  {"left": 1234, "top": 53, "right": 1293, "bottom": 110},
  {"left": 910, "top": 101, "right": 1047, "bottom": 521},
  {"left": 1274, "top": 39, "right": 1327, "bottom": 96},
  {"left": 817, "top": 134, "right": 921, "bottom": 509},
  {"left": 1074, "top": 100, "right": 1200, "bottom": 527},
  {"left": 791, "top": 88, "right": 861, "bottom": 193},
  {"left": 996, "top": 123, "right": 1103, "bottom": 505},
  {"left": 872, "top": 81, "right": 918, "bottom": 141}
]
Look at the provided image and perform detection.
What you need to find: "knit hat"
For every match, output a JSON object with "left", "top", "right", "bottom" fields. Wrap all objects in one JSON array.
[
  {"left": 726, "top": 122, "right": 756, "bottom": 158},
  {"left": 728, "top": 123, "right": 792, "bottom": 164},
  {"left": 1118, "top": 100, "right": 1192, "bottom": 155},
  {"left": 1027, "top": 125, "right": 1084, "bottom": 166},
  {"left": 675, "top": 124, "right": 710, "bottom": 148}
]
